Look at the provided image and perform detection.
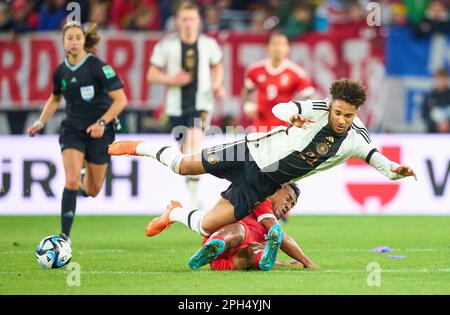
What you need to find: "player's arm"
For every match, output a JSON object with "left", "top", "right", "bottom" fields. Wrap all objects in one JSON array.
[
  {"left": 211, "top": 62, "right": 224, "bottom": 101},
  {"left": 241, "top": 70, "right": 258, "bottom": 120},
  {"left": 87, "top": 62, "right": 128, "bottom": 138},
  {"left": 272, "top": 100, "right": 319, "bottom": 128},
  {"left": 146, "top": 65, "right": 192, "bottom": 87},
  {"left": 260, "top": 217, "right": 318, "bottom": 269},
  {"left": 28, "top": 93, "right": 62, "bottom": 137},
  {"left": 352, "top": 122, "right": 417, "bottom": 180},
  {"left": 97, "top": 88, "right": 128, "bottom": 125},
  {"left": 368, "top": 151, "right": 417, "bottom": 180},
  {"left": 146, "top": 40, "right": 191, "bottom": 86},
  {"left": 209, "top": 38, "right": 224, "bottom": 101}
]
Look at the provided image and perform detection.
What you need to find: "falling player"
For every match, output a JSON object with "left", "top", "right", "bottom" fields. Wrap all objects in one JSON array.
[{"left": 108, "top": 79, "right": 417, "bottom": 240}]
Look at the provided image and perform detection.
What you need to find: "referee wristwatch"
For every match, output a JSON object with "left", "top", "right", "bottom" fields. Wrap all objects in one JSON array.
[{"left": 97, "top": 119, "right": 107, "bottom": 127}]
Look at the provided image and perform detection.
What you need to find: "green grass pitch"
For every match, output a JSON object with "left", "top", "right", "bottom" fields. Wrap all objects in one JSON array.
[{"left": 1, "top": 215, "right": 449, "bottom": 294}]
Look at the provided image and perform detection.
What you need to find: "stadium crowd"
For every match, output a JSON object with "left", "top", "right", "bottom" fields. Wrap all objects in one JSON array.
[
  {"left": 0, "top": 0, "right": 449, "bottom": 135},
  {"left": 1, "top": 0, "right": 449, "bottom": 36}
]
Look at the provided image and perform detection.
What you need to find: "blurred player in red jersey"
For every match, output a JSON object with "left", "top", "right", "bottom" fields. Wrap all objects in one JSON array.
[
  {"left": 188, "top": 184, "right": 318, "bottom": 271},
  {"left": 242, "top": 32, "right": 315, "bottom": 132}
]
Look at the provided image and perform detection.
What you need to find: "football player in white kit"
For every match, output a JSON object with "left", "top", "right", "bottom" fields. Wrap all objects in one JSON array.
[{"left": 109, "top": 79, "right": 417, "bottom": 238}]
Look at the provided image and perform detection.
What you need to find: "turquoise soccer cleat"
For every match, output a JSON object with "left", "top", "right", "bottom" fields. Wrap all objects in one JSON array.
[
  {"left": 259, "top": 224, "right": 283, "bottom": 271},
  {"left": 188, "top": 238, "right": 226, "bottom": 270}
]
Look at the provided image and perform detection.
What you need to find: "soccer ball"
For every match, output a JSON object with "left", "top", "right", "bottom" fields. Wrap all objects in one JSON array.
[{"left": 35, "top": 235, "right": 72, "bottom": 269}]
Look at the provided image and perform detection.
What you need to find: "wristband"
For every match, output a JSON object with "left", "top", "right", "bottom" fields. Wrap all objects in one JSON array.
[
  {"left": 33, "top": 120, "right": 44, "bottom": 129},
  {"left": 97, "top": 119, "right": 107, "bottom": 127}
]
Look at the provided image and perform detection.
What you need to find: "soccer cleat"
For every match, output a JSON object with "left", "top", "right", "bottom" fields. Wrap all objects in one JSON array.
[
  {"left": 188, "top": 239, "right": 225, "bottom": 270},
  {"left": 108, "top": 140, "right": 143, "bottom": 156},
  {"left": 145, "top": 200, "right": 181, "bottom": 237},
  {"left": 259, "top": 224, "right": 283, "bottom": 271}
]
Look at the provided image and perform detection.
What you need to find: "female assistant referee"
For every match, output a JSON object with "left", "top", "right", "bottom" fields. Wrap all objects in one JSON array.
[{"left": 27, "top": 21, "right": 128, "bottom": 244}]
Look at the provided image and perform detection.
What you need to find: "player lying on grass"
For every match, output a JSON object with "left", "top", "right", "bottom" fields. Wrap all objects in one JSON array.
[
  {"left": 188, "top": 184, "right": 318, "bottom": 271},
  {"left": 108, "top": 79, "right": 417, "bottom": 239}
]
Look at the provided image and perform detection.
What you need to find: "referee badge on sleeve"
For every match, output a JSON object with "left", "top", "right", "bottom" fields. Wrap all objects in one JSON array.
[{"left": 80, "top": 85, "right": 95, "bottom": 102}]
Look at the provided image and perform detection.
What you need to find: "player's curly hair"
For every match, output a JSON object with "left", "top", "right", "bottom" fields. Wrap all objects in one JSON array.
[{"left": 329, "top": 78, "right": 367, "bottom": 108}]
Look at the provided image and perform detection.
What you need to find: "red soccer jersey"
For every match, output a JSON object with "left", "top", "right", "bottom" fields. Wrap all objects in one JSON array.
[
  {"left": 240, "top": 199, "right": 276, "bottom": 244},
  {"left": 245, "top": 59, "right": 314, "bottom": 130}
]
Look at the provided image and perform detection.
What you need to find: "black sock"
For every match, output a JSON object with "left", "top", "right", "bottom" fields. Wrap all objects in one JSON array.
[{"left": 61, "top": 188, "right": 78, "bottom": 237}]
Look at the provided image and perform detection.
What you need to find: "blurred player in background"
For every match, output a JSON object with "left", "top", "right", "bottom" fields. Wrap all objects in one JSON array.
[
  {"left": 188, "top": 184, "right": 318, "bottom": 271},
  {"left": 242, "top": 32, "right": 315, "bottom": 132},
  {"left": 147, "top": 0, "right": 224, "bottom": 209},
  {"left": 27, "top": 21, "right": 127, "bottom": 244},
  {"left": 109, "top": 79, "right": 417, "bottom": 239}
]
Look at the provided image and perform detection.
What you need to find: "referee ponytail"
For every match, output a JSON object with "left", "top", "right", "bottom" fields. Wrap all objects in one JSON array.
[
  {"left": 62, "top": 21, "right": 101, "bottom": 54},
  {"left": 83, "top": 23, "right": 100, "bottom": 52}
]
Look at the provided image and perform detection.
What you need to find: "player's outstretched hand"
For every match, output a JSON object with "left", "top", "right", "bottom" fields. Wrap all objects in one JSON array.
[
  {"left": 86, "top": 122, "right": 105, "bottom": 139},
  {"left": 289, "top": 114, "right": 314, "bottom": 129},
  {"left": 27, "top": 120, "right": 44, "bottom": 137},
  {"left": 391, "top": 165, "right": 417, "bottom": 180}
]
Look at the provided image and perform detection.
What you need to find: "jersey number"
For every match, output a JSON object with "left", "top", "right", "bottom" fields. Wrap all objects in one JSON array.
[{"left": 266, "top": 84, "right": 278, "bottom": 101}]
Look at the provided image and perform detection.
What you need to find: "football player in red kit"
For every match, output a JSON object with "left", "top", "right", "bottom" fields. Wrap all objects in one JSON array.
[
  {"left": 188, "top": 184, "right": 318, "bottom": 271},
  {"left": 242, "top": 32, "right": 315, "bottom": 131}
]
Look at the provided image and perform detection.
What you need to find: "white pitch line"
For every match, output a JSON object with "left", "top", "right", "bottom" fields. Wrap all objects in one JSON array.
[
  {"left": 0, "top": 249, "right": 125, "bottom": 254},
  {"left": 1, "top": 269, "right": 450, "bottom": 276}
]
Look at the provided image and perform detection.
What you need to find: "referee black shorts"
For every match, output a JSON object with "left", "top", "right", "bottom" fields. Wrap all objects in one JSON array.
[
  {"left": 201, "top": 141, "right": 281, "bottom": 220},
  {"left": 58, "top": 121, "right": 115, "bottom": 164}
]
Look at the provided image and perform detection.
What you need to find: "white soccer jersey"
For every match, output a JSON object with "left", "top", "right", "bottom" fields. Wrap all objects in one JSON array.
[
  {"left": 150, "top": 33, "right": 223, "bottom": 116},
  {"left": 245, "top": 99, "right": 402, "bottom": 184}
]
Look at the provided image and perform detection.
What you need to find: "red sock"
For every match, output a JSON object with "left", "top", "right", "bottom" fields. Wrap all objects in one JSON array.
[{"left": 254, "top": 251, "right": 263, "bottom": 269}]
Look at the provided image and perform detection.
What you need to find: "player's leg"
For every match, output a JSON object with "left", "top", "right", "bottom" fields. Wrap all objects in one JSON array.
[
  {"left": 232, "top": 243, "right": 265, "bottom": 270},
  {"left": 60, "top": 148, "right": 85, "bottom": 241},
  {"left": 188, "top": 223, "right": 246, "bottom": 270},
  {"left": 183, "top": 126, "right": 203, "bottom": 209},
  {"left": 108, "top": 140, "right": 206, "bottom": 176},
  {"left": 146, "top": 197, "right": 237, "bottom": 237},
  {"left": 81, "top": 162, "right": 109, "bottom": 197},
  {"left": 81, "top": 125, "right": 114, "bottom": 197}
]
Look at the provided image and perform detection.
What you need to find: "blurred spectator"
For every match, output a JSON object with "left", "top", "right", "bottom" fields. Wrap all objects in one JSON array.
[
  {"left": 37, "top": 0, "right": 66, "bottom": 31},
  {"left": 283, "top": 3, "right": 313, "bottom": 39},
  {"left": 218, "top": 0, "right": 248, "bottom": 30},
  {"left": 404, "top": 0, "right": 429, "bottom": 25},
  {"left": 12, "top": 0, "right": 39, "bottom": 33},
  {"left": 128, "top": 3, "right": 160, "bottom": 31},
  {"left": 88, "top": 1, "right": 110, "bottom": 30},
  {"left": 345, "top": 0, "right": 366, "bottom": 23},
  {"left": 385, "top": 1, "right": 408, "bottom": 26},
  {"left": 111, "top": 0, "right": 160, "bottom": 31},
  {"left": 203, "top": 4, "right": 225, "bottom": 33},
  {"left": 422, "top": 68, "right": 450, "bottom": 133},
  {"left": 248, "top": 8, "right": 268, "bottom": 32},
  {"left": 0, "top": 1, "right": 14, "bottom": 34},
  {"left": 414, "top": 0, "right": 450, "bottom": 37}
]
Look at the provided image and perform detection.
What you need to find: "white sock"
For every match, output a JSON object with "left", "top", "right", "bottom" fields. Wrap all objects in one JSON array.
[
  {"left": 169, "top": 207, "right": 209, "bottom": 236},
  {"left": 186, "top": 176, "right": 200, "bottom": 208},
  {"left": 136, "top": 143, "right": 183, "bottom": 174}
]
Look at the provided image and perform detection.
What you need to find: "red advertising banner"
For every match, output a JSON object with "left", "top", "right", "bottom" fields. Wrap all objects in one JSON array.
[{"left": 0, "top": 26, "right": 384, "bottom": 124}]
